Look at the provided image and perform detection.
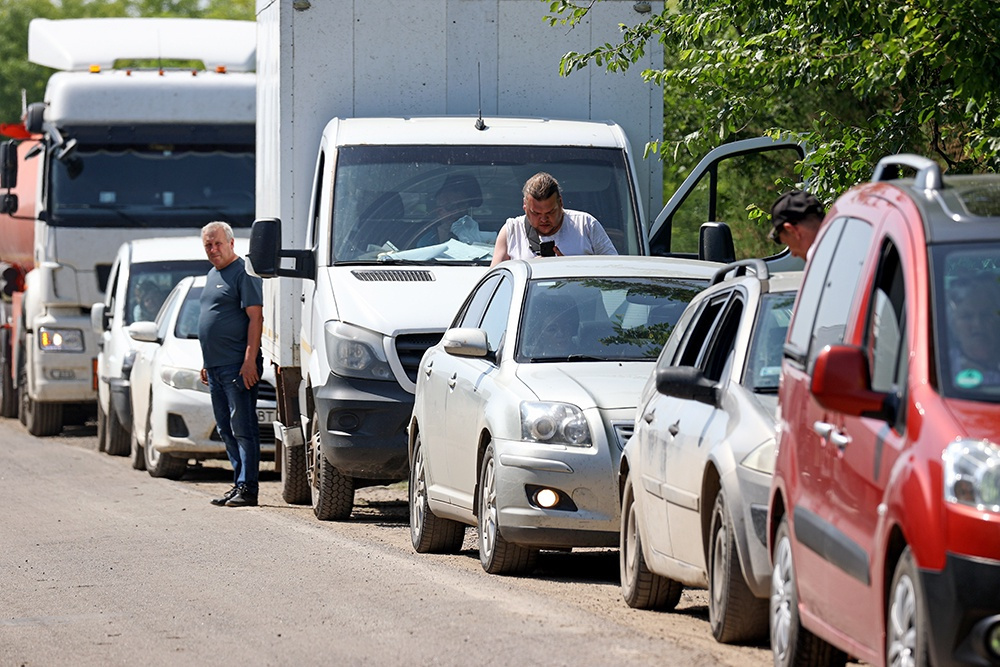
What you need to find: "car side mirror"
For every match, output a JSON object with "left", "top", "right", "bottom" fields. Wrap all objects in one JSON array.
[
  {"left": 442, "top": 327, "right": 489, "bottom": 358},
  {"left": 127, "top": 321, "right": 160, "bottom": 344},
  {"left": 811, "top": 345, "right": 892, "bottom": 420},
  {"left": 655, "top": 365, "right": 719, "bottom": 407}
]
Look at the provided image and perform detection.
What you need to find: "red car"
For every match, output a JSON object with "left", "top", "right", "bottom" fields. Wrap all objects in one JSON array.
[{"left": 768, "top": 155, "right": 1000, "bottom": 667}]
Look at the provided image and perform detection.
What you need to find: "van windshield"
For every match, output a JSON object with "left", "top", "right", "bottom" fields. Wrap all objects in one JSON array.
[
  {"left": 49, "top": 145, "right": 254, "bottom": 229},
  {"left": 330, "top": 145, "right": 639, "bottom": 264}
]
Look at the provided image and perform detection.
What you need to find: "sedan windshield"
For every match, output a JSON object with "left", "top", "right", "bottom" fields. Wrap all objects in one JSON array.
[
  {"left": 517, "top": 277, "right": 706, "bottom": 362},
  {"left": 932, "top": 243, "right": 1000, "bottom": 402}
]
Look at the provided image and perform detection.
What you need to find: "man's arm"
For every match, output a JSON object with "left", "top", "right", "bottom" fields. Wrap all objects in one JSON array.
[
  {"left": 588, "top": 216, "right": 619, "bottom": 256},
  {"left": 490, "top": 224, "right": 511, "bottom": 267},
  {"left": 239, "top": 304, "right": 263, "bottom": 388}
]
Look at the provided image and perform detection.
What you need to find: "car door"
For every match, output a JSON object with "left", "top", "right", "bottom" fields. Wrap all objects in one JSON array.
[
  {"left": 663, "top": 292, "right": 744, "bottom": 568},
  {"left": 443, "top": 274, "right": 513, "bottom": 507}
]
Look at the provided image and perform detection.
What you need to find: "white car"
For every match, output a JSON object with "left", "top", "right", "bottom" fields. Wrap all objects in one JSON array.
[
  {"left": 127, "top": 275, "right": 276, "bottom": 479},
  {"left": 91, "top": 237, "right": 216, "bottom": 460},
  {"left": 408, "top": 255, "right": 719, "bottom": 575}
]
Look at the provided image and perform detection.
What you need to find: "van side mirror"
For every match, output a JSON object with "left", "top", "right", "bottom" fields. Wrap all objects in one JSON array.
[
  {"left": 1, "top": 141, "right": 17, "bottom": 190},
  {"left": 699, "top": 222, "right": 735, "bottom": 263},
  {"left": 248, "top": 217, "right": 316, "bottom": 280}
]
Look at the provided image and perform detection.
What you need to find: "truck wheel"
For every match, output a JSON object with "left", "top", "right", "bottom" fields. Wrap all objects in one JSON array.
[
  {"left": 105, "top": 402, "right": 131, "bottom": 457},
  {"left": 143, "top": 399, "right": 186, "bottom": 479},
  {"left": 410, "top": 431, "right": 466, "bottom": 553},
  {"left": 0, "top": 329, "right": 17, "bottom": 418},
  {"left": 708, "top": 492, "right": 767, "bottom": 643},
  {"left": 770, "top": 516, "right": 847, "bottom": 667},
  {"left": 17, "top": 342, "right": 63, "bottom": 436},
  {"left": 96, "top": 400, "right": 109, "bottom": 453},
  {"left": 478, "top": 443, "right": 537, "bottom": 575},
  {"left": 620, "top": 471, "right": 682, "bottom": 609},
  {"left": 280, "top": 439, "right": 310, "bottom": 505},
  {"left": 308, "top": 410, "right": 354, "bottom": 521}
]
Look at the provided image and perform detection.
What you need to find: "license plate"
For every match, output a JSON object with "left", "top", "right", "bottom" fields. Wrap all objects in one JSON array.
[{"left": 257, "top": 409, "right": 276, "bottom": 424}]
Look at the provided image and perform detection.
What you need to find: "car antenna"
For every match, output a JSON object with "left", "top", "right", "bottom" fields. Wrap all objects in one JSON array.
[{"left": 475, "top": 62, "right": 487, "bottom": 131}]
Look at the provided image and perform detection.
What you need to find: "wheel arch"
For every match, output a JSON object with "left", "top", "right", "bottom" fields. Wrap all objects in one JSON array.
[
  {"left": 700, "top": 462, "right": 722, "bottom": 562},
  {"left": 472, "top": 428, "right": 492, "bottom": 516}
]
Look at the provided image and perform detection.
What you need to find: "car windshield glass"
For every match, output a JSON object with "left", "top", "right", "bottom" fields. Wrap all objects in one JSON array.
[
  {"left": 516, "top": 277, "right": 705, "bottom": 362},
  {"left": 932, "top": 243, "right": 1000, "bottom": 402},
  {"left": 126, "top": 260, "right": 211, "bottom": 325},
  {"left": 50, "top": 146, "right": 254, "bottom": 229},
  {"left": 744, "top": 291, "right": 797, "bottom": 393},
  {"left": 330, "top": 144, "right": 638, "bottom": 264},
  {"left": 174, "top": 286, "right": 204, "bottom": 340}
]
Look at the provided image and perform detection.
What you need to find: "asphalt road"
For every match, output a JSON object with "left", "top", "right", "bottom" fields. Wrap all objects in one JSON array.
[{"left": 0, "top": 417, "right": 773, "bottom": 667}]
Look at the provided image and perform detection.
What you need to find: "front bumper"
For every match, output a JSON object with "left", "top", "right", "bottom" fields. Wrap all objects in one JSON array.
[
  {"left": 491, "top": 435, "right": 619, "bottom": 549},
  {"left": 313, "top": 374, "right": 411, "bottom": 481},
  {"left": 733, "top": 464, "right": 774, "bottom": 597},
  {"left": 922, "top": 552, "right": 1000, "bottom": 666}
]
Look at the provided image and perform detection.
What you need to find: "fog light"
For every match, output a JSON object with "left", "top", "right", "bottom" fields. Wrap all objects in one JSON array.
[
  {"left": 337, "top": 412, "right": 360, "bottom": 431},
  {"left": 988, "top": 622, "right": 1000, "bottom": 658},
  {"left": 534, "top": 488, "right": 560, "bottom": 509}
]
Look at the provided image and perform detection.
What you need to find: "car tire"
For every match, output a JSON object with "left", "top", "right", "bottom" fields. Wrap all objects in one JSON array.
[
  {"left": 143, "top": 398, "right": 186, "bottom": 480},
  {"left": 708, "top": 492, "right": 768, "bottom": 643},
  {"left": 0, "top": 328, "right": 18, "bottom": 418},
  {"left": 105, "top": 400, "right": 131, "bottom": 457},
  {"left": 620, "top": 472, "right": 683, "bottom": 609},
  {"left": 280, "top": 440, "right": 311, "bottom": 506},
  {"left": 886, "top": 547, "right": 930, "bottom": 667},
  {"left": 308, "top": 410, "right": 354, "bottom": 521},
  {"left": 409, "top": 431, "right": 466, "bottom": 554},
  {"left": 130, "top": 418, "right": 146, "bottom": 471},
  {"left": 96, "top": 399, "right": 109, "bottom": 454},
  {"left": 478, "top": 443, "right": 537, "bottom": 575},
  {"left": 770, "top": 516, "right": 847, "bottom": 667}
]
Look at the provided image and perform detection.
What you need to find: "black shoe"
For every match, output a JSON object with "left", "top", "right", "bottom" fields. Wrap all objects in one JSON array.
[
  {"left": 211, "top": 485, "right": 239, "bottom": 506},
  {"left": 225, "top": 484, "right": 258, "bottom": 507}
]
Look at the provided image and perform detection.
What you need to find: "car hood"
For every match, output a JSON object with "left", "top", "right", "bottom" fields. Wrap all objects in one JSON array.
[
  {"left": 325, "top": 265, "right": 489, "bottom": 334},
  {"left": 942, "top": 396, "right": 1000, "bottom": 441},
  {"left": 515, "top": 361, "right": 652, "bottom": 410}
]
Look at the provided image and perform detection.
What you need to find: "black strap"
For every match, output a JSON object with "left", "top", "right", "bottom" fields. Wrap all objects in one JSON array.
[{"left": 524, "top": 219, "right": 541, "bottom": 255}]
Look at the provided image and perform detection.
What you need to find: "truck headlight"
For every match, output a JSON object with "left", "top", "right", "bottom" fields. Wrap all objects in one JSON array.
[
  {"left": 520, "top": 401, "right": 591, "bottom": 447},
  {"left": 161, "top": 366, "right": 209, "bottom": 393},
  {"left": 943, "top": 439, "right": 1000, "bottom": 513},
  {"left": 38, "top": 327, "right": 84, "bottom": 352},
  {"left": 326, "top": 322, "right": 394, "bottom": 381}
]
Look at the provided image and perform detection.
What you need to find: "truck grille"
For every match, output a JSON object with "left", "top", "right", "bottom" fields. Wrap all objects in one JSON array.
[
  {"left": 395, "top": 332, "right": 444, "bottom": 384},
  {"left": 352, "top": 269, "right": 435, "bottom": 282}
]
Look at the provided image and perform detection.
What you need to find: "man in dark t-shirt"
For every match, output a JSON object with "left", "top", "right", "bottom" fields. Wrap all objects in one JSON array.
[{"left": 198, "top": 221, "right": 264, "bottom": 507}]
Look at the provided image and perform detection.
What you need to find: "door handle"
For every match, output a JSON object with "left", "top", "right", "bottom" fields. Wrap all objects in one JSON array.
[
  {"left": 423, "top": 362, "right": 433, "bottom": 377},
  {"left": 447, "top": 373, "right": 457, "bottom": 389},
  {"left": 813, "top": 421, "right": 834, "bottom": 438},
  {"left": 668, "top": 420, "right": 679, "bottom": 437},
  {"left": 643, "top": 409, "right": 655, "bottom": 424},
  {"left": 830, "top": 430, "right": 851, "bottom": 451}
]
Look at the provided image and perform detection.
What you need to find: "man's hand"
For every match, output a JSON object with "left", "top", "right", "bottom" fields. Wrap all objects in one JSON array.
[{"left": 239, "top": 359, "right": 259, "bottom": 389}]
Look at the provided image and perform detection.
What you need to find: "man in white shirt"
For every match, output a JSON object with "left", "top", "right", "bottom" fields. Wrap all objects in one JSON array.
[{"left": 490, "top": 172, "right": 618, "bottom": 266}]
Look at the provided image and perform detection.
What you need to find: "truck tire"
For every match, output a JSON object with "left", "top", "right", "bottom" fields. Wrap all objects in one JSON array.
[
  {"left": 17, "top": 347, "right": 63, "bottom": 436},
  {"left": 105, "top": 402, "right": 131, "bottom": 457},
  {"left": 308, "top": 410, "right": 354, "bottom": 521},
  {"left": 0, "top": 329, "right": 17, "bottom": 418},
  {"left": 281, "top": 440, "right": 311, "bottom": 505}
]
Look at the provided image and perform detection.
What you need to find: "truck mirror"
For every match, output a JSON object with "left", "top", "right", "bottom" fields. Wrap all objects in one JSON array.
[
  {"left": 249, "top": 217, "right": 282, "bottom": 278},
  {"left": 1, "top": 193, "right": 18, "bottom": 215},
  {"left": 25, "top": 102, "right": 45, "bottom": 135},
  {"left": 1, "top": 141, "right": 17, "bottom": 189},
  {"left": 699, "top": 222, "right": 735, "bottom": 263}
]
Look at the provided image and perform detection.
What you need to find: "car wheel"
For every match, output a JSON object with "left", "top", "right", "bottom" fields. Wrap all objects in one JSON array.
[
  {"left": 130, "top": 413, "right": 146, "bottom": 471},
  {"left": 143, "top": 397, "right": 186, "bottom": 480},
  {"left": 478, "top": 443, "right": 537, "bottom": 575},
  {"left": 308, "top": 410, "right": 354, "bottom": 521},
  {"left": 410, "top": 431, "right": 466, "bottom": 553},
  {"left": 96, "top": 399, "right": 109, "bottom": 453},
  {"left": 280, "top": 439, "right": 311, "bottom": 505},
  {"left": 770, "top": 516, "right": 847, "bottom": 667},
  {"left": 105, "top": 400, "right": 131, "bottom": 457},
  {"left": 708, "top": 492, "right": 768, "bottom": 643},
  {"left": 886, "top": 547, "right": 929, "bottom": 667},
  {"left": 0, "top": 328, "right": 18, "bottom": 418},
  {"left": 620, "top": 471, "right": 683, "bottom": 609}
]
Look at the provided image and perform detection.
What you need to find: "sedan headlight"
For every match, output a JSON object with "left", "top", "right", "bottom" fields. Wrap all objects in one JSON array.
[
  {"left": 161, "top": 366, "right": 209, "bottom": 393},
  {"left": 943, "top": 439, "right": 1000, "bottom": 513},
  {"left": 38, "top": 327, "right": 84, "bottom": 352},
  {"left": 325, "top": 322, "right": 394, "bottom": 381},
  {"left": 741, "top": 437, "right": 776, "bottom": 474},
  {"left": 520, "top": 401, "right": 592, "bottom": 447}
]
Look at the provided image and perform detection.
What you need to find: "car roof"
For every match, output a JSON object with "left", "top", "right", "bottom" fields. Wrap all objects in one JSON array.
[{"left": 505, "top": 255, "right": 721, "bottom": 282}]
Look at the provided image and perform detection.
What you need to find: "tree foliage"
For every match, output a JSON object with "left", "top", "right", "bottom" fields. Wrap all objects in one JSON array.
[
  {"left": 546, "top": 0, "right": 1000, "bottom": 203},
  {"left": 0, "top": 0, "right": 254, "bottom": 124}
]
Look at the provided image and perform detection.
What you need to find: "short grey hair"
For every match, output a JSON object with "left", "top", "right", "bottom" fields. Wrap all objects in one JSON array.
[
  {"left": 522, "top": 172, "right": 561, "bottom": 202},
  {"left": 201, "top": 220, "right": 234, "bottom": 242}
]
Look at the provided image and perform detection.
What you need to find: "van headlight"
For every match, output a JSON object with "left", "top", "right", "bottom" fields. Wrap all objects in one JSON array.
[
  {"left": 326, "top": 322, "right": 394, "bottom": 381},
  {"left": 520, "top": 401, "right": 591, "bottom": 447},
  {"left": 943, "top": 439, "right": 1000, "bottom": 513}
]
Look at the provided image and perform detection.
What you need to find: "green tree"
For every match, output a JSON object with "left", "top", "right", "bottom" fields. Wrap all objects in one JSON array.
[
  {"left": 547, "top": 0, "right": 1000, "bottom": 208},
  {"left": 0, "top": 0, "right": 253, "bottom": 124}
]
